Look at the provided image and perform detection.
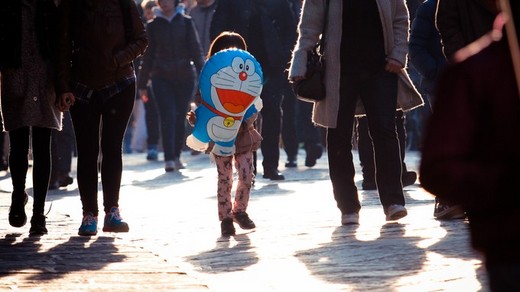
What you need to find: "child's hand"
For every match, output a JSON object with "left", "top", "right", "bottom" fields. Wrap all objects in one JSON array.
[{"left": 186, "top": 110, "right": 196, "bottom": 126}]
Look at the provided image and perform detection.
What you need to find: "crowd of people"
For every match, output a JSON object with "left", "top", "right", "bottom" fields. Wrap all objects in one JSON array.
[{"left": 1, "top": 0, "right": 518, "bottom": 289}]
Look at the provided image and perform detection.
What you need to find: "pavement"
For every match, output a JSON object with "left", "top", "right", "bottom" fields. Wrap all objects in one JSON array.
[{"left": 0, "top": 149, "right": 489, "bottom": 291}]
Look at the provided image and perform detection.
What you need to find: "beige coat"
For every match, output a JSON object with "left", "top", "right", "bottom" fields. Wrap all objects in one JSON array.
[{"left": 288, "top": 0, "right": 423, "bottom": 128}]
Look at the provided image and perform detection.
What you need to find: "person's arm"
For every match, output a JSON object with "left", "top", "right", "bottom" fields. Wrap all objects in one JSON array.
[
  {"left": 386, "top": 0, "right": 409, "bottom": 71},
  {"left": 113, "top": 1, "right": 149, "bottom": 69},
  {"left": 288, "top": 0, "right": 327, "bottom": 80},
  {"left": 409, "top": 0, "right": 444, "bottom": 81},
  {"left": 187, "top": 17, "right": 205, "bottom": 75}
]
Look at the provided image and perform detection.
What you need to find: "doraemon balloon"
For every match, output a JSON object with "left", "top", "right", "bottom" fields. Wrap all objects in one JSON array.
[{"left": 186, "top": 49, "right": 263, "bottom": 156}]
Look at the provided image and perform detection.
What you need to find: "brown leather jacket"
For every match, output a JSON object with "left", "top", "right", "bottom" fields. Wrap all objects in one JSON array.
[{"left": 55, "top": 0, "right": 148, "bottom": 94}]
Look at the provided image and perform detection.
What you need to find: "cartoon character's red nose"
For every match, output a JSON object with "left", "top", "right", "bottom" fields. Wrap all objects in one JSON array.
[{"left": 239, "top": 71, "right": 247, "bottom": 81}]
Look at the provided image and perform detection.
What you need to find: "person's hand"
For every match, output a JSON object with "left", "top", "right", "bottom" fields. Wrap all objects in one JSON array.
[
  {"left": 186, "top": 110, "right": 196, "bottom": 126},
  {"left": 385, "top": 59, "right": 403, "bottom": 73},
  {"left": 139, "top": 89, "right": 149, "bottom": 103},
  {"left": 57, "top": 92, "right": 75, "bottom": 112},
  {"left": 204, "top": 141, "right": 215, "bottom": 154},
  {"left": 290, "top": 76, "right": 305, "bottom": 83}
]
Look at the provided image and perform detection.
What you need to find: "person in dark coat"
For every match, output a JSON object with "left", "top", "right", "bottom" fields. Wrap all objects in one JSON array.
[
  {"left": 210, "top": 0, "right": 298, "bottom": 180},
  {"left": 0, "top": 0, "right": 63, "bottom": 235},
  {"left": 138, "top": 0, "right": 205, "bottom": 172},
  {"left": 420, "top": 3, "right": 520, "bottom": 289}
]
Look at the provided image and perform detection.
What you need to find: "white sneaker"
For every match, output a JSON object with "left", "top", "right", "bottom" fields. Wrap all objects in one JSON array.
[
  {"left": 386, "top": 204, "right": 407, "bottom": 221},
  {"left": 341, "top": 213, "right": 359, "bottom": 225},
  {"left": 174, "top": 158, "right": 185, "bottom": 169}
]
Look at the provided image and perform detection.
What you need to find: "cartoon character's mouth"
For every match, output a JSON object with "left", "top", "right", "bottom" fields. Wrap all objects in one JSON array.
[
  {"left": 216, "top": 88, "right": 255, "bottom": 114},
  {"left": 211, "top": 123, "right": 238, "bottom": 141}
]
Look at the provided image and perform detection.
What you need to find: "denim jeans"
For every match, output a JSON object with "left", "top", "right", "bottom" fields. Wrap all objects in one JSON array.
[
  {"left": 151, "top": 77, "right": 193, "bottom": 161},
  {"left": 327, "top": 69, "right": 405, "bottom": 214}
]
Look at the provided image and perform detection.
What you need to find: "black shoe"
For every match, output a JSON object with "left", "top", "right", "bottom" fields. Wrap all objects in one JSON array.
[
  {"left": 361, "top": 179, "right": 377, "bottom": 191},
  {"left": 234, "top": 212, "right": 256, "bottom": 229},
  {"left": 402, "top": 171, "right": 417, "bottom": 187},
  {"left": 305, "top": 143, "right": 323, "bottom": 167},
  {"left": 285, "top": 160, "right": 297, "bottom": 168},
  {"left": 59, "top": 176, "right": 74, "bottom": 187},
  {"left": 263, "top": 169, "right": 285, "bottom": 180},
  {"left": 221, "top": 218, "right": 236, "bottom": 236},
  {"left": 9, "top": 192, "right": 28, "bottom": 227},
  {"left": 29, "top": 214, "right": 48, "bottom": 236}
]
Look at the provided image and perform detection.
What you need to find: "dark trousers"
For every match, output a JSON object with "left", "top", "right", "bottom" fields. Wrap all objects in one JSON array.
[
  {"left": 282, "top": 83, "right": 299, "bottom": 161},
  {"left": 144, "top": 85, "right": 160, "bottom": 147},
  {"left": 51, "top": 111, "right": 75, "bottom": 176},
  {"left": 70, "top": 84, "right": 135, "bottom": 216},
  {"left": 357, "top": 110, "right": 407, "bottom": 181},
  {"left": 260, "top": 69, "right": 284, "bottom": 172},
  {"left": 9, "top": 126, "right": 51, "bottom": 214},
  {"left": 151, "top": 77, "right": 193, "bottom": 161},
  {"left": 327, "top": 70, "right": 404, "bottom": 214}
]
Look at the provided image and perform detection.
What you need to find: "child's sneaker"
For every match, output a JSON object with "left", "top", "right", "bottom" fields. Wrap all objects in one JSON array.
[
  {"left": 102, "top": 207, "right": 129, "bottom": 232},
  {"left": 221, "top": 218, "right": 236, "bottom": 236},
  {"left": 233, "top": 212, "right": 256, "bottom": 229},
  {"left": 78, "top": 212, "right": 98, "bottom": 236}
]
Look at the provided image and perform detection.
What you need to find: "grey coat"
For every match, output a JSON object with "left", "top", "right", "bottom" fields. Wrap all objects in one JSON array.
[{"left": 288, "top": 0, "right": 423, "bottom": 128}]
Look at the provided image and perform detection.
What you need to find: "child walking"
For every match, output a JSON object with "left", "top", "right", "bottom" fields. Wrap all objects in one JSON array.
[{"left": 188, "top": 31, "right": 262, "bottom": 236}]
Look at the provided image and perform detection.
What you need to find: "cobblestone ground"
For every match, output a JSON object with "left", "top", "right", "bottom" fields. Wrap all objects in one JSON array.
[{"left": 0, "top": 150, "right": 488, "bottom": 291}]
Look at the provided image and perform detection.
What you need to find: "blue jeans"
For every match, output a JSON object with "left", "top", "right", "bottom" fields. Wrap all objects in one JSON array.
[
  {"left": 151, "top": 77, "right": 193, "bottom": 161},
  {"left": 327, "top": 69, "right": 404, "bottom": 214}
]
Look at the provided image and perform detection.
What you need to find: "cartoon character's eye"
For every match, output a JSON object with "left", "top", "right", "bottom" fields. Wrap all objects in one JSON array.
[
  {"left": 244, "top": 59, "right": 256, "bottom": 76},
  {"left": 232, "top": 57, "right": 245, "bottom": 74}
]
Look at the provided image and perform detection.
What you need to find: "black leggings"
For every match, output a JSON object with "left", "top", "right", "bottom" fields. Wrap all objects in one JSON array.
[
  {"left": 70, "top": 84, "right": 135, "bottom": 216},
  {"left": 9, "top": 126, "right": 51, "bottom": 214}
]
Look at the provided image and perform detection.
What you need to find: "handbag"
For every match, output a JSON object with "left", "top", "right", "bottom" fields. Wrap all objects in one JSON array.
[{"left": 292, "top": 0, "right": 330, "bottom": 103}]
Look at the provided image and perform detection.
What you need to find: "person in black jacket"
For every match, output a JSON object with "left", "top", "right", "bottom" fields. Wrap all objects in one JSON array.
[
  {"left": 210, "top": 0, "right": 298, "bottom": 180},
  {"left": 138, "top": 0, "right": 205, "bottom": 172},
  {"left": 55, "top": 0, "right": 148, "bottom": 236}
]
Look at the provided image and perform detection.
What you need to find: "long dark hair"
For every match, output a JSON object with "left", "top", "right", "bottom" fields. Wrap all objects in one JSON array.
[{"left": 207, "top": 31, "right": 247, "bottom": 59}]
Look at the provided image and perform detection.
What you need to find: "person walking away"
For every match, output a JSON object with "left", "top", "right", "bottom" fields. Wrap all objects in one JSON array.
[
  {"left": 55, "top": 0, "right": 148, "bottom": 236},
  {"left": 0, "top": 0, "right": 63, "bottom": 235},
  {"left": 138, "top": 0, "right": 205, "bottom": 172},
  {"left": 289, "top": 0, "right": 423, "bottom": 225}
]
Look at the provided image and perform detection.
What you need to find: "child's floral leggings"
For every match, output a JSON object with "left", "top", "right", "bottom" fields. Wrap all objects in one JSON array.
[{"left": 214, "top": 151, "right": 254, "bottom": 221}]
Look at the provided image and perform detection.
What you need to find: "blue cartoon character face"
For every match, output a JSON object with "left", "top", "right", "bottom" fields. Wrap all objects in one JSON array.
[{"left": 186, "top": 49, "right": 263, "bottom": 156}]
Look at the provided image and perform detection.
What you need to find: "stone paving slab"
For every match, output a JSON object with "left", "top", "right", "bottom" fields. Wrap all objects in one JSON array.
[{"left": 0, "top": 150, "right": 489, "bottom": 291}]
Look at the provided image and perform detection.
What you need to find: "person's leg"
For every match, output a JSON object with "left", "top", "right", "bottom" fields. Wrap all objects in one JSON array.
[
  {"left": 233, "top": 151, "right": 254, "bottom": 213},
  {"left": 29, "top": 127, "right": 52, "bottom": 234},
  {"left": 99, "top": 85, "right": 135, "bottom": 213},
  {"left": 232, "top": 151, "right": 256, "bottom": 229},
  {"left": 30, "top": 127, "right": 52, "bottom": 215},
  {"left": 296, "top": 100, "right": 323, "bottom": 167},
  {"left": 8, "top": 127, "right": 30, "bottom": 227},
  {"left": 145, "top": 86, "right": 160, "bottom": 160},
  {"left": 281, "top": 84, "right": 299, "bottom": 167},
  {"left": 215, "top": 155, "right": 234, "bottom": 220},
  {"left": 70, "top": 100, "right": 102, "bottom": 216},
  {"left": 172, "top": 81, "right": 193, "bottom": 166},
  {"left": 356, "top": 116, "right": 376, "bottom": 190},
  {"left": 360, "top": 70, "right": 406, "bottom": 213},
  {"left": 327, "top": 75, "right": 360, "bottom": 215},
  {"left": 151, "top": 78, "right": 177, "bottom": 170},
  {"left": 260, "top": 69, "right": 284, "bottom": 180}
]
